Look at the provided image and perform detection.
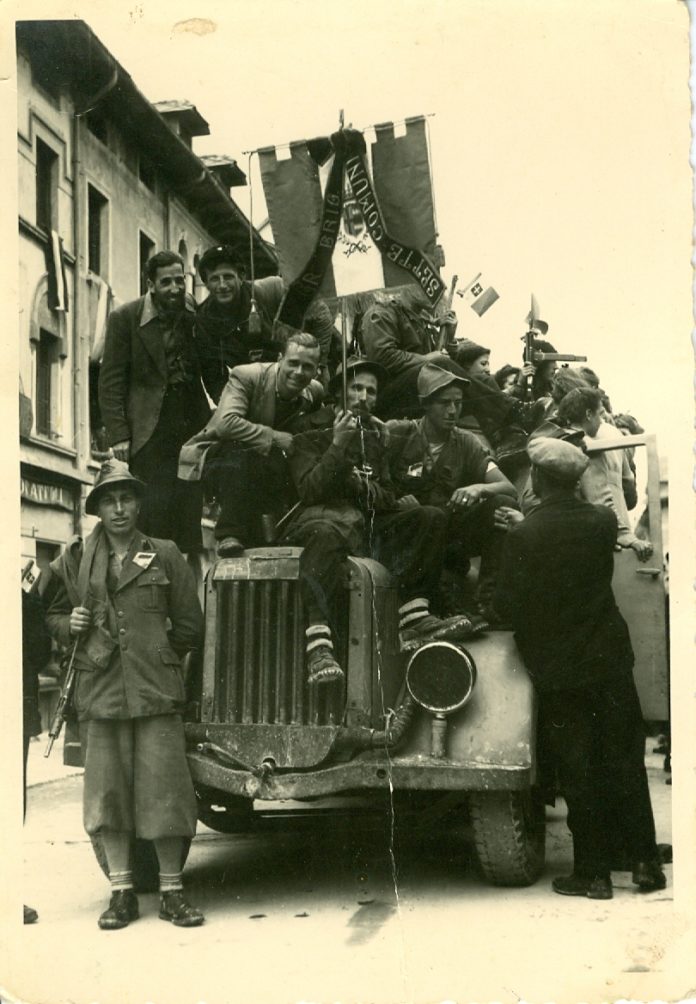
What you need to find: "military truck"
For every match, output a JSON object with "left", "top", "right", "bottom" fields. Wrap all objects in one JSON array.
[{"left": 179, "top": 431, "right": 668, "bottom": 887}]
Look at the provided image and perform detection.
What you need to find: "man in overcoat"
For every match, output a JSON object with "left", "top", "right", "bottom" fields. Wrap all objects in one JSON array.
[
  {"left": 98, "top": 251, "right": 211, "bottom": 554},
  {"left": 46, "top": 460, "right": 205, "bottom": 929},
  {"left": 178, "top": 331, "right": 324, "bottom": 556},
  {"left": 495, "top": 437, "right": 665, "bottom": 899}
]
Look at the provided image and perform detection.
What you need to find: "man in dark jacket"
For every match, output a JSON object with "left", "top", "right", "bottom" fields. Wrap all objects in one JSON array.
[
  {"left": 46, "top": 460, "right": 205, "bottom": 930},
  {"left": 495, "top": 437, "right": 665, "bottom": 899},
  {"left": 194, "top": 245, "right": 336, "bottom": 401},
  {"left": 387, "top": 364, "right": 518, "bottom": 619},
  {"left": 98, "top": 251, "right": 211, "bottom": 554},
  {"left": 283, "top": 358, "right": 474, "bottom": 685},
  {"left": 361, "top": 288, "right": 532, "bottom": 456},
  {"left": 22, "top": 584, "right": 52, "bottom": 924}
]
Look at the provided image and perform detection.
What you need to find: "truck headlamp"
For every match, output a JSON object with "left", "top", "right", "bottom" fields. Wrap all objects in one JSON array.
[{"left": 406, "top": 641, "right": 477, "bottom": 714}]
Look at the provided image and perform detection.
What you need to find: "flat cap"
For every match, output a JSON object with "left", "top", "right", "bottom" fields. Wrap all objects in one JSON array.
[
  {"left": 418, "top": 362, "right": 468, "bottom": 400},
  {"left": 527, "top": 436, "right": 588, "bottom": 483}
]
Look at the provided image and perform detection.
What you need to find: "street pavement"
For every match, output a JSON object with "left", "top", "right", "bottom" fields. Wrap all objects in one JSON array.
[{"left": 5, "top": 735, "right": 686, "bottom": 1004}]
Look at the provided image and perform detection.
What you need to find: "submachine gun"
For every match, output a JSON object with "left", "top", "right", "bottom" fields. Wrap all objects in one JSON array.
[{"left": 522, "top": 328, "right": 587, "bottom": 401}]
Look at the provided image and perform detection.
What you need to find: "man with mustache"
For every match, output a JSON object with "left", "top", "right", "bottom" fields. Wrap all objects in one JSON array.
[
  {"left": 99, "top": 251, "right": 211, "bottom": 555},
  {"left": 283, "top": 358, "right": 474, "bottom": 685}
]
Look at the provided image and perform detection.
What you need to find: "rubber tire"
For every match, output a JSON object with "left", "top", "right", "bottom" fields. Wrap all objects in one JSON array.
[
  {"left": 469, "top": 789, "right": 545, "bottom": 887},
  {"left": 90, "top": 836, "right": 191, "bottom": 894},
  {"left": 197, "top": 799, "right": 254, "bottom": 834}
]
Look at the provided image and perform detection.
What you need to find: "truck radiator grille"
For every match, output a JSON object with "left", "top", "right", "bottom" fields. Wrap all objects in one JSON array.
[{"left": 214, "top": 579, "right": 345, "bottom": 726}]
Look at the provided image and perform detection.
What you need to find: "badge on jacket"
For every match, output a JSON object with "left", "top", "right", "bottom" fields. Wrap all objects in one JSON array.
[
  {"left": 132, "top": 551, "right": 156, "bottom": 569},
  {"left": 406, "top": 463, "right": 424, "bottom": 478}
]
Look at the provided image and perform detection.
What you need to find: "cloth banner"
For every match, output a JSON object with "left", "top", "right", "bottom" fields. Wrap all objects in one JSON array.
[
  {"left": 87, "top": 275, "right": 113, "bottom": 362},
  {"left": 259, "top": 117, "right": 444, "bottom": 317},
  {"left": 45, "top": 230, "right": 69, "bottom": 312}
]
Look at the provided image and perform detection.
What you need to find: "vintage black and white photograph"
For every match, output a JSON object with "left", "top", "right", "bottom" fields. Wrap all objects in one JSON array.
[{"left": 3, "top": 1, "right": 694, "bottom": 1002}]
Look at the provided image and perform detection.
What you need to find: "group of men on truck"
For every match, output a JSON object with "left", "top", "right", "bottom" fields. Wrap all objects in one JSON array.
[{"left": 32, "top": 242, "right": 666, "bottom": 931}]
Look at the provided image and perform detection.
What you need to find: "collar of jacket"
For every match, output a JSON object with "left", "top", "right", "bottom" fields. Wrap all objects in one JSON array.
[{"left": 140, "top": 291, "right": 196, "bottom": 327}]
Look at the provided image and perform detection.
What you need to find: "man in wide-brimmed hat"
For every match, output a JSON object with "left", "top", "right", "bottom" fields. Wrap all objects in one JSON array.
[
  {"left": 495, "top": 437, "right": 666, "bottom": 900},
  {"left": 45, "top": 460, "right": 205, "bottom": 930},
  {"left": 283, "top": 356, "right": 476, "bottom": 685}
]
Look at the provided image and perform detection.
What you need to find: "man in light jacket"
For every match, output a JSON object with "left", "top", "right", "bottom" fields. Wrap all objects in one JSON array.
[{"left": 178, "top": 331, "right": 324, "bottom": 556}]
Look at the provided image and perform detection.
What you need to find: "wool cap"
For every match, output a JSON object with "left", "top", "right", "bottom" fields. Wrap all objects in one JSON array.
[{"left": 198, "top": 245, "right": 245, "bottom": 282}]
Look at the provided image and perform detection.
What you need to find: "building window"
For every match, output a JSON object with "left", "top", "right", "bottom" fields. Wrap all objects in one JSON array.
[
  {"left": 35, "top": 329, "right": 58, "bottom": 436},
  {"left": 139, "top": 232, "right": 156, "bottom": 295},
  {"left": 86, "top": 108, "right": 108, "bottom": 144},
  {"left": 36, "top": 138, "right": 58, "bottom": 234},
  {"left": 87, "top": 184, "right": 109, "bottom": 277},
  {"left": 139, "top": 157, "right": 156, "bottom": 192}
]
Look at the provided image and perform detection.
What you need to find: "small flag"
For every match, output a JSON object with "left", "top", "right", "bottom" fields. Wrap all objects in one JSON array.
[
  {"left": 457, "top": 273, "right": 499, "bottom": 316},
  {"left": 46, "top": 230, "right": 69, "bottom": 312},
  {"left": 525, "top": 294, "right": 548, "bottom": 334}
]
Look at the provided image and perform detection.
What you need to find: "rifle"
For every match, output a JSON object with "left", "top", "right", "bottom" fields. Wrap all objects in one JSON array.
[{"left": 44, "top": 638, "right": 79, "bottom": 758}]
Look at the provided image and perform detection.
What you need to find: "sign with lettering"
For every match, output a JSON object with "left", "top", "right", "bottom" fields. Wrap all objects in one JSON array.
[{"left": 21, "top": 477, "right": 73, "bottom": 512}]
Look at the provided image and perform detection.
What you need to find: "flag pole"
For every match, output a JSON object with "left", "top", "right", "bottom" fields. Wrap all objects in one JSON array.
[
  {"left": 341, "top": 296, "right": 348, "bottom": 413},
  {"left": 337, "top": 109, "right": 348, "bottom": 413}
]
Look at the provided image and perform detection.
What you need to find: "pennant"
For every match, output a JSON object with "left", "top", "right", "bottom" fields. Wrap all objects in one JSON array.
[
  {"left": 525, "top": 294, "right": 548, "bottom": 333},
  {"left": 45, "top": 230, "right": 69, "bottom": 312},
  {"left": 259, "top": 117, "right": 444, "bottom": 310},
  {"left": 457, "top": 273, "right": 500, "bottom": 316}
]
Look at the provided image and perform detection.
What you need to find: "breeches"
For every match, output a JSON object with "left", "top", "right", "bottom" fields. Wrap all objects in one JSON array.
[{"left": 83, "top": 715, "right": 197, "bottom": 840}]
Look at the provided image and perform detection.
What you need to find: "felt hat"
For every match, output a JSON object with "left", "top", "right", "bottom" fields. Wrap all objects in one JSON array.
[
  {"left": 417, "top": 362, "right": 468, "bottom": 401},
  {"left": 329, "top": 357, "right": 387, "bottom": 396},
  {"left": 86, "top": 459, "right": 146, "bottom": 516}
]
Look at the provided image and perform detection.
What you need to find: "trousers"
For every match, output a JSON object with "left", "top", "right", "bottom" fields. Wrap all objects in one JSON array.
[
  {"left": 286, "top": 504, "right": 448, "bottom": 624},
  {"left": 130, "top": 385, "right": 205, "bottom": 553},
  {"left": 540, "top": 669, "right": 658, "bottom": 878},
  {"left": 204, "top": 444, "right": 296, "bottom": 543}
]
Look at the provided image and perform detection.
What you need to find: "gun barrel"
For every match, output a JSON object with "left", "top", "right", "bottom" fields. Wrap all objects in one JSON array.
[
  {"left": 44, "top": 640, "right": 79, "bottom": 758},
  {"left": 532, "top": 352, "right": 587, "bottom": 363}
]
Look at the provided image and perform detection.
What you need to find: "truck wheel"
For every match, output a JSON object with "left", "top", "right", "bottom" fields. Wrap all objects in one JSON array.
[
  {"left": 197, "top": 799, "right": 254, "bottom": 834},
  {"left": 90, "top": 836, "right": 191, "bottom": 893},
  {"left": 469, "top": 789, "right": 545, "bottom": 886}
]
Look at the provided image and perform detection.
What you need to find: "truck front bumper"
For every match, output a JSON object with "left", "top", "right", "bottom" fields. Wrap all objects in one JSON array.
[{"left": 187, "top": 749, "right": 532, "bottom": 801}]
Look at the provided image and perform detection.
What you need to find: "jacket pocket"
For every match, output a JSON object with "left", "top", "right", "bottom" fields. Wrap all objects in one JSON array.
[
  {"left": 158, "top": 646, "right": 181, "bottom": 667},
  {"left": 73, "top": 625, "right": 117, "bottom": 673},
  {"left": 137, "top": 570, "right": 171, "bottom": 612}
]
